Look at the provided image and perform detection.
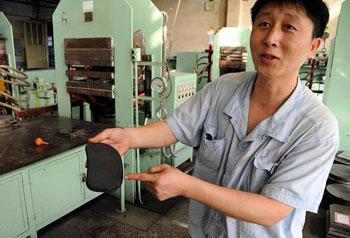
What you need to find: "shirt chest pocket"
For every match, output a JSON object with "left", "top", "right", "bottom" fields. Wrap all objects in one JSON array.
[
  {"left": 253, "top": 155, "right": 279, "bottom": 174},
  {"left": 247, "top": 154, "right": 280, "bottom": 193},
  {"left": 196, "top": 125, "right": 226, "bottom": 171},
  {"left": 197, "top": 136, "right": 226, "bottom": 170}
]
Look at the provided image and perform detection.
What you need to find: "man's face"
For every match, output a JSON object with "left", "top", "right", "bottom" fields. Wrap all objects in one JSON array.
[{"left": 250, "top": 3, "right": 321, "bottom": 79}]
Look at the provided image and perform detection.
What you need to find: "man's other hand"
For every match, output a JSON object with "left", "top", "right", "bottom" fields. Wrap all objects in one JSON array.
[
  {"left": 89, "top": 128, "right": 131, "bottom": 155},
  {"left": 125, "top": 164, "right": 190, "bottom": 201}
]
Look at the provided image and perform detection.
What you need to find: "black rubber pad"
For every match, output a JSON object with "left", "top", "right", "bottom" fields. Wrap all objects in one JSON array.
[{"left": 85, "top": 143, "right": 123, "bottom": 192}]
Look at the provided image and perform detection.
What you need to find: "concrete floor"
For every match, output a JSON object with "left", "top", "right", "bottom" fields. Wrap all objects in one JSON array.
[{"left": 38, "top": 194, "right": 326, "bottom": 238}]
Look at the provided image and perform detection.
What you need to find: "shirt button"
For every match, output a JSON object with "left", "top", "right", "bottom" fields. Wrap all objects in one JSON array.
[
  {"left": 215, "top": 214, "right": 221, "bottom": 221},
  {"left": 226, "top": 168, "right": 232, "bottom": 174},
  {"left": 238, "top": 143, "right": 247, "bottom": 151}
]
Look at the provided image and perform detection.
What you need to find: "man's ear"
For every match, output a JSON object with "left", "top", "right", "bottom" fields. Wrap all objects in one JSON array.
[{"left": 308, "top": 37, "right": 322, "bottom": 59}]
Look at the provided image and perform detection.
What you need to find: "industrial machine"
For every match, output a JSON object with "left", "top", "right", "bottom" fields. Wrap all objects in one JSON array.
[
  {"left": 163, "top": 72, "right": 196, "bottom": 167},
  {"left": 211, "top": 27, "right": 254, "bottom": 80},
  {"left": 322, "top": 2, "right": 350, "bottom": 235},
  {"left": 0, "top": 12, "right": 15, "bottom": 68},
  {"left": 175, "top": 27, "right": 253, "bottom": 92},
  {"left": 53, "top": 0, "right": 195, "bottom": 208},
  {"left": 18, "top": 76, "right": 56, "bottom": 110},
  {"left": 298, "top": 28, "right": 330, "bottom": 98},
  {"left": 0, "top": 12, "right": 56, "bottom": 118},
  {"left": 323, "top": 0, "right": 350, "bottom": 151},
  {"left": 299, "top": 63, "right": 327, "bottom": 98},
  {"left": 0, "top": 12, "right": 17, "bottom": 110},
  {"left": 176, "top": 51, "right": 211, "bottom": 91},
  {"left": 0, "top": 13, "right": 33, "bottom": 122}
]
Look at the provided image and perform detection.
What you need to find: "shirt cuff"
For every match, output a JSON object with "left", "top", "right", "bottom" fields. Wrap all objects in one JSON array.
[{"left": 261, "top": 185, "right": 320, "bottom": 213}]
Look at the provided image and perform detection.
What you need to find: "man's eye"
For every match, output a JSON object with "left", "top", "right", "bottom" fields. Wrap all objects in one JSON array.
[
  {"left": 259, "top": 22, "right": 270, "bottom": 28},
  {"left": 284, "top": 24, "right": 296, "bottom": 31}
]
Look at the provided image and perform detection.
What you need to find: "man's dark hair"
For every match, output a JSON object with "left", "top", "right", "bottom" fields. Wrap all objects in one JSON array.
[{"left": 251, "top": 0, "right": 329, "bottom": 38}]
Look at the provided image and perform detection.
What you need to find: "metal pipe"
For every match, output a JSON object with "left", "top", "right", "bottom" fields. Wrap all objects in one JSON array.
[
  {"left": 135, "top": 95, "right": 159, "bottom": 102},
  {"left": 137, "top": 61, "right": 164, "bottom": 67},
  {"left": 133, "top": 60, "right": 144, "bottom": 205},
  {"left": 132, "top": 59, "right": 170, "bottom": 204},
  {"left": 0, "top": 101, "right": 21, "bottom": 111}
]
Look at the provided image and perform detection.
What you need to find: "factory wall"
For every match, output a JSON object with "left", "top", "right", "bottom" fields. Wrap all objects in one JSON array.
[
  {"left": 226, "top": 0, "right": 243, "bottom": 27},
  {"left": 327, "top": 0, "right": 346, "bottom": 50},
  {"left": 152, "top": 0, "right": 227, "bottom": 56}
]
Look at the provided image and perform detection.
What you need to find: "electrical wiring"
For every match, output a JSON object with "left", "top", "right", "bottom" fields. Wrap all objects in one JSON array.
[{"left": 194, "top": 56, "right": 211, "bottom": 84}]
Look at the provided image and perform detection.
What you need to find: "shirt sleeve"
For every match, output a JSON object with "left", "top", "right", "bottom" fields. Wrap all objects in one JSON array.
[
  {"left": 261, "top": 120, "right": 339, "bottom": 213},
  {"left": 166, "top": 81, "right": 217, "bottom": 147}
]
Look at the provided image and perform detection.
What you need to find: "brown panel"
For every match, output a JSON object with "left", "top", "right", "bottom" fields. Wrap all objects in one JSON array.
[
  {"left": 66, "top": 80, "right": 112, "bottom": 89},
  {"left": 64, "top": 38, "right": 112, "bottom": 49},
  {"left": 64, "top": 49, "right": 114, "bottom": 66},
  {"left": 220, "top": 46, "right": 247, "bottom": 53},
  {"left": 15, "top": 105, "right": 57, "bottom": 119},
  {"left": 64, "top": 38, "right": 114, "bottom": 66},
  {"left": 220, "top": 56, "right": 247, "bottom": 61},
  {"left": 66, "top": 81, "right": 113, "bottom": 98},
  {"left": 220, "top": 46, "right": 247, "bottom": 71},
  {"left": 219, "top": 60, "right": 246, "bottom": 70},
  {"left": 66, "top": 70, "right": 114, "bottom": 80}
]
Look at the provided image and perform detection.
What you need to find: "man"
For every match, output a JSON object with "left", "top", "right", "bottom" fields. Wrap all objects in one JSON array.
[{"left": 90, "top": 0, "right": 339, "bottom": 237}]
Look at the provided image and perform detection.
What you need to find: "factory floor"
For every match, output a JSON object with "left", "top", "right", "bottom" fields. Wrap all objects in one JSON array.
[{"left": 38, "top": 194, "right": 326, "bottom": 238}]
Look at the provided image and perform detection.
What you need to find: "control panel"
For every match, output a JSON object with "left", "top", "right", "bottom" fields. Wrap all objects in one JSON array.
[
  {"left": 165, "top": 72, "right": 197, "bottom": 114},
  {"left": 176, "top": 82, "right": 196, "bottom": 107}
]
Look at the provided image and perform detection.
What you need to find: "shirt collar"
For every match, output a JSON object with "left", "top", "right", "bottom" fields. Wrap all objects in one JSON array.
[
  {"left": 223, "top": 73, "right": 256, "bottom": 141},
  {"left": 223, "top": 73, "right": 304, "bottom": 143}
]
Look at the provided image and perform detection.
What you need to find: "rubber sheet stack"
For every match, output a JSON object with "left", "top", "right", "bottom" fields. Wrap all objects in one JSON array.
[
  {"left": 326, "top": 204, "right": 350, "bottom": 237},
  {"left": 325, "top": 151, "right": 350, "bottom": 237}
]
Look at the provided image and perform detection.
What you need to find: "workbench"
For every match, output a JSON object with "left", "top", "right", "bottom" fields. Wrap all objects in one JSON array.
[{"left": 0, "top": 116, "right": 111, "bottom": 238}]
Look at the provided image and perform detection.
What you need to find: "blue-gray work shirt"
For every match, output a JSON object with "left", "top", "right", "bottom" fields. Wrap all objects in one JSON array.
[{"left": 166, "top": 71, "right": 339, "bottom": 238}]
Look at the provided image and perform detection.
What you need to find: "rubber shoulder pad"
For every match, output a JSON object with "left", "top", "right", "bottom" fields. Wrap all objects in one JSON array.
[{"left": 85, "top": 143, "right": 123, "bottom": 192}]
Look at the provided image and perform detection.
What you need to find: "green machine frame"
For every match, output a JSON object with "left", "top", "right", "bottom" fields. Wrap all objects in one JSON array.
[
  {"left": 176, "top": 51, "right": 210, "bottom": 91},
  {"left": 0, "top": 12, "right": 19, "bottom": 102},
  {"left": 53, "top": 0, "right": 194, "bottom": 206},
  {"left": 1, "top": 12, "right": 56, "bottom": 111},
  {"left": 323, "top": 0, "right": 350, "bottom": 151},
  {"left": 0, "top": 12, "right": 16, "bottom": 68}
]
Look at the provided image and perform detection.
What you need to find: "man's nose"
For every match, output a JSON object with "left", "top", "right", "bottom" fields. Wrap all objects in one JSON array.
[{"left": 264, "top": 26, "right": 281, "bottom": 47}]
